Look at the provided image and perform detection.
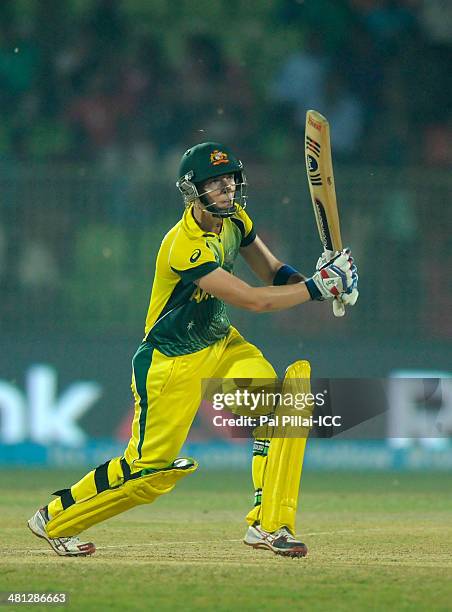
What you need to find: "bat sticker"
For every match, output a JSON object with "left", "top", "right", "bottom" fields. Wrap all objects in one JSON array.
[
  {"left": 305, "top": 135, "right": 321, "bottom": 157},
  {"left": 307, "top": 155, "right": 322, "bottom": 185},
  {"left": 314, "top": 199, "right": 334, "bottom": 252},
  {"left": 306, "top": 155, "right": 318, "bottom": 172}
]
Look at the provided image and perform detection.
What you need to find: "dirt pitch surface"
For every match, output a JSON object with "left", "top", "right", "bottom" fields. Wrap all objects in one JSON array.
[{"left": 1, "top": 469, "right": 452, "bottom": 611}]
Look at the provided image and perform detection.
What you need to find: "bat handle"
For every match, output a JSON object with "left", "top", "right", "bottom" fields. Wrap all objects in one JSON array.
[{"left": 333, "top": 297, "right": 346, "bottom": 317}]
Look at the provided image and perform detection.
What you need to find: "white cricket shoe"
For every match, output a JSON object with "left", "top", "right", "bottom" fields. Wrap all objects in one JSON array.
[
  {"left": 27, "top": 507, "right": 96, "bottom": 557},
  {"left": 244, "top": 524, "right": 308, "bottom": 558}
]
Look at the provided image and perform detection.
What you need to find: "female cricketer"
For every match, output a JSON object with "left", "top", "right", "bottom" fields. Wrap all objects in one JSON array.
[{"left": 28, "top": 142, "right": 358, "bottom": 558}]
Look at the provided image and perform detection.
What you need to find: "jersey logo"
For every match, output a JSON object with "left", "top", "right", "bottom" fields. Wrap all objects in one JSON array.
[
  {"left": 210, "top": 150, "right": 229, "bottom": 166},
  {"left": 190, "top": 249, "right": 201, "bottom": 263},
  {"left": 190, "top": 286, "right": 212, "bottom": 303}
]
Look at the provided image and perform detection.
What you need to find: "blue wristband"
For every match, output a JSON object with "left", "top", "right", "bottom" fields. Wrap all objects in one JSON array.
[
  {"left": 273, "top": 264, "right": 300, "bottom": 286},
  {"left": 305, "top": 278, "right": 323, "bottom": 301}
]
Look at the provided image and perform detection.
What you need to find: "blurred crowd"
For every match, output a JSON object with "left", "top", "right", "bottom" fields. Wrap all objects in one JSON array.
[
  {"left": 0, "top": 1, "right": 451, "bottom": 341},
  {"left": 0, "top": 0, "right": 451, "bottom": 169}
]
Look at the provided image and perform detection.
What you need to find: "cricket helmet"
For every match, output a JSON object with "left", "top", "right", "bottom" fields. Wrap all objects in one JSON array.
[{"left": 176, "top": 141, "right": 247, "bottom": 217}]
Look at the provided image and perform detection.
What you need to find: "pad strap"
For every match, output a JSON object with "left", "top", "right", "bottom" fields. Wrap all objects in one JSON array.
[{"left": 252, "top": 439, "right": 270, "bottom": 457}]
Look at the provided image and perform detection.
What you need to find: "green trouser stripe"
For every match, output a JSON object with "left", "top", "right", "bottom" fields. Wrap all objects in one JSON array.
[
  {"left": 94, "top": 460, "right": 111, "bottom": 494},
  {"left": 121, "top": 457, "right": 131, "bottom": 481},
  {"left": 52, "top": 488, "right": 75, "bottom": 510},
  {"left": 132, "top": 344, "right": 155, "bottom": 459}
]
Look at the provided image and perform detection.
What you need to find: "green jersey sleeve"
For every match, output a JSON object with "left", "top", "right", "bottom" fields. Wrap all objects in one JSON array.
[{"left": 231, "top": 207, "right": 256, "bottom": 247}]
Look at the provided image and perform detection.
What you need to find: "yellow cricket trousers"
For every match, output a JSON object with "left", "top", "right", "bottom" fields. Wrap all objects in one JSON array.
[
  {"left": 124, "top": 325, "right": 276, "bottom": 468},
  {"left": 46, "top": 326, "right": 276, "bottom": 533}
]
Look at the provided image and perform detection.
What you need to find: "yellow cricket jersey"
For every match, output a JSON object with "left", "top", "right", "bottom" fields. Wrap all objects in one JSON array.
[{"left": 144, "top": 204, "right": 256, "bottom": 356}]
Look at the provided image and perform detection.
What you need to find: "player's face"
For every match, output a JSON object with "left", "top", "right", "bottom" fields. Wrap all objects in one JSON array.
[{"left": 201, "top": 173, "right": 236, "bottom": 210}]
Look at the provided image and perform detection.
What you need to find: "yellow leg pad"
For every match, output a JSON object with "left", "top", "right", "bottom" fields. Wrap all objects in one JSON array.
[
  {"left": 46, "top": 458, "right": 198, "bottom": 538},
  {"left": 260, "top": 360, "right": 311, "bottom": 535}
]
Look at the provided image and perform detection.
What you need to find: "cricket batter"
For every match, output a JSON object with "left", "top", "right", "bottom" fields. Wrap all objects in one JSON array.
[{"left": 28, "top": 142, "right": 358, "bottom": 558}]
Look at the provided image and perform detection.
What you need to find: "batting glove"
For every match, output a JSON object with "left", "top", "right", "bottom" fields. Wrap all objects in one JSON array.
[
  {"left": 306, "top": 249, "right": 357, "bottom": 301},
  {"left": 315, "top": 249, "right": 337, "bottom": 271}
]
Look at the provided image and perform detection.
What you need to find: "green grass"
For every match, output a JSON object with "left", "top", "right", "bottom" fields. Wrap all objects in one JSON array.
[{"left": 1, "top": 469, "right": 452, "bottom": 611}]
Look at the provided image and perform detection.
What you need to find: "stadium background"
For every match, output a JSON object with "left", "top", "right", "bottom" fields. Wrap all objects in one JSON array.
[{"left": 0, "top": 0, "right": 451, "bottom": 470}]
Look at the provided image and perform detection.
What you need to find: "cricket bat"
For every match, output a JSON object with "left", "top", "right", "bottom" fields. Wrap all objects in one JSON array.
[{"left": 305, "top": 109, "right": 345, "bottom": 317}]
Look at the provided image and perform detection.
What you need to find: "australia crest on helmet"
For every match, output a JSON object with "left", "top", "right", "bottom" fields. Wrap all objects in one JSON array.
[{"left": 210, "top": 150, "right": 229, "bottom": 166}]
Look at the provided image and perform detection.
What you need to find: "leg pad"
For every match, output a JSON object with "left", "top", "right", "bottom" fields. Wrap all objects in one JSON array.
[{"left": 251, "top": 360, "right": 312, "bottom": 535}]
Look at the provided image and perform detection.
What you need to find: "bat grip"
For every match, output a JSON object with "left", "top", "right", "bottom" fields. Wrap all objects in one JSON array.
[{"left": 333, "top": 297, "right": 346, "bottom": 317}]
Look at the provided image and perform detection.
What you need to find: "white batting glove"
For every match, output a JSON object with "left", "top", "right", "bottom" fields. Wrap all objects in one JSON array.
[
  {"left": 315, "top": 249, "right": 355, "bottom": 314},
  {"left": 307, "top": 249, "right": 356, "bottom": 301},
  {"left": 315, "top": 249, "right": 337, "bottom": 271},
  {"left": 341, "top": 287, "right": 359, "bottom": 306},
  {"left": 341, "top": 249, "right": 359, "bottom": 305},
  {"left": 316, "top": 248, "right": 359, "bottom": 309}
]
